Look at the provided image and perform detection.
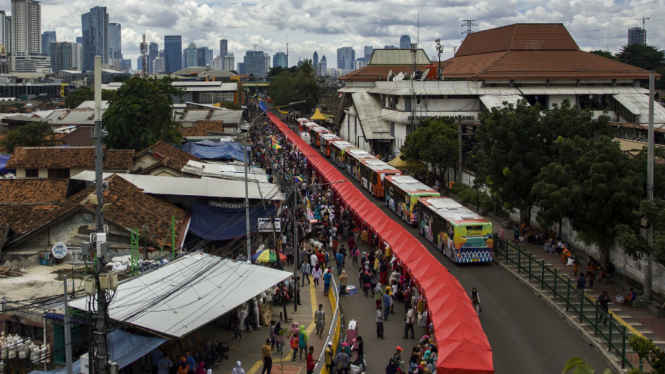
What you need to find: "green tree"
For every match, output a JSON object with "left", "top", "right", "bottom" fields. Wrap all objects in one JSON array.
[
  {"left": 590, "top": 50, "right": 615, "bottom": 60},
  {"left": 628, "top": 335, "right": 665, "bottom": 373},
  {"left": 615, "top": 44, "right": 665, "bottom": 71},
  {"left": 401, "top": 117, "right": 458, "bottom": 187},
  {"left": 0, "top": 122, "right": 56, "bottom": 153},
  {"left": 475, "top": 99, "right": 611, "bottom": 222},
  {"left": 267, "top": 60, "right": 321, "bottom": 112},
  {"left": 562, "top": 357, "right": 612, "bottom": 374},
  {"left": 532, "top": 136, "right": 643, "bottom": 266},
  {"left": 103, "top": 76, "right": 184, "bottom": 151}
]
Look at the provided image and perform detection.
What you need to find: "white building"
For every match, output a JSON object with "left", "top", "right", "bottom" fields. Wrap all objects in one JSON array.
[
  {"left": 10, "top": 0, "right": 41, "bottom": 56},
  {"left": 210, "top": 55, "right": 223, "bottom": 70},
  {"left": 11, "top": 54, "right": 50, "bottom": 72},
  {"left": 224, "top": 54, "right": 234, "bottom": 72}
]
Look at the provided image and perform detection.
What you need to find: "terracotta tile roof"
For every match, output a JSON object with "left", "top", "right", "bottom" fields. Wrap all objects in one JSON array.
[
  {"left": 79, "top": 176, "right": 187, "bottom": 248},
  {"left": 455, "top": 23, "right": 579, "bottom": 57},
  {"left": 6, "top": 147, "right": 134, "bottom": 170},
  {"left": 60, "top": 127, "right": 93, "bottom": 147},
  {"left": 0, "top": 179, "right": 69, "bottom": 203},
  {"left": 135, "top": 141, "right": 203, "bottom": 173},
  {"left": 180, "top": 121, "right": 226, "bottom": 137},
  {"left": 439, "top": 51, "right": 507, "bottom": 79},
  {"left": 340, "top": 63, "right": 445, "bottom": 82}
]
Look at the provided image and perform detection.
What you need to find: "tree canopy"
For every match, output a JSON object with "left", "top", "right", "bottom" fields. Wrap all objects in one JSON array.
[
  {"left": 616, "top": 44, "right": 665, "bottom": 71},
  {"left": 401, "top": 117, "right": 458, "bottom": 180},
  {"left": 0, "top": 122, "right": 56, "bottom": 153},
  {"left": 590, "top": 50, "right": 615, "bottom": 60},
  {"left": 531, "top": 136, "right": 643, "bottom": 266},
  {"left": 475, "top": 99, "right": 611, "bottom": 221},
  {"left": 267, "top": 60, "right": 321, "bottom": 112},
  {"left": 103, "top": 76, "right": 184, "bottom": 151}
]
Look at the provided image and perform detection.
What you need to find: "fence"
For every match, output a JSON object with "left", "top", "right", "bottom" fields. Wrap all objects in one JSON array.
[
  {"left": 314, "top": 277, "right": 343, "bottom": 374},
  {"left": 494, "top": 236, "right": 638, "bottom": 369}
]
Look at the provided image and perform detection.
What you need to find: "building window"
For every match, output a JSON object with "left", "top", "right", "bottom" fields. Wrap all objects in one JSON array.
[
  {"left": 48, "top": 169, "right": 70, "bottom": 179},
  {"left": 25, "top": 169, "right": 38, "bottom": 178}
]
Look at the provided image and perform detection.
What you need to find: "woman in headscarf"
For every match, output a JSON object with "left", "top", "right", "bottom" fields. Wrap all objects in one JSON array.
[
  {"left": 298, "top": 325, "right": 308, "bottom": 361},
  {"left": 290, "top": 322, "right": 300, "bottom": 362},
  {"left": 339, "top": 270, "right": 348, "bottom": 295},
  {"left": 231, "top": 361, "right": 245, "bottom": 374},
  {"left": 361, "top": 270, "right": 371, "bottom": 297},
  {"left": 311, "top": 264, "right": 322, "bottom": 287},
  {"left": 386, "top": 358, "right": 399, "bottom": 374},
  {"left": 193, "top": 362, "right": 205, "bottom": 374},
  {"left": 177, "top": 358, "right": 188, "bottom": 374},
  {"left": 274, "top": 321, "right": 284, "bottom": 353}
]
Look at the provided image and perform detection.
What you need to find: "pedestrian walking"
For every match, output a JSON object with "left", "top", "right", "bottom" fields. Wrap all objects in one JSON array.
[
  {"left": 157, "top": 356, "right": 172, "bottom": 374},
  {"left": 355, "top": 336, "right": 365, "bottom": 372},
  {"left": 351, "top": 247, "right": 359, "bottom": 269},
  {"left": 335, "top": 252, "right": 344, "bottom": 275},
  {"left": 339, "top": 270, "right": 348, "bottom": 295},
  {"left": 315, "top": 304, "right": 326, "bottom": 338},
  {"left": 383, "top": 287, "right": 392, "bottom": 321},
  {"left": 285, "top": 244, "right": 293, "bottom": 266},
  {"left": 376, "top": 306, "right": 385, "bottom": 339},
  {"left": 298, "top": 325, "right": 308, "bottom": 361},
  {"left": 312, "top": 264, "right": 322, "bottom": 287},
  {"left": 306, "top": 346, "right": 317, "bottom": 374},
  {"left": 361, "top": 270, "right": 371, "bottom": 297},
  {"left": 334, "top": 349, "right": 350, "bottom": 374},
  {"left": 301, "top": 261, "right": 311, "bottom": 287},
  {"left": 403, "top": 307, "right": 415, "bottom": 339},
  {"left": 323, "top": 268, "right": 332, "bottom": 295},
  {"left": 325, "top": 342, "right": 335, "bottom": 373},
  {"left": 576, "top": 273, "right": 586, "bottom": 291},
  {"left": 598, "top": 291, "right": 611, "bottom": 325},
  {"left": 261, "top": 339, "right": 272, "bottom": 374},
  {"left": 374, "top": 283, "right": 384, "bottom": 309}
]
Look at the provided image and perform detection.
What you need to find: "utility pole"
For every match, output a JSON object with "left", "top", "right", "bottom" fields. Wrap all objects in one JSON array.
[
  {"left": 645, "top": 70, "right": 655, "bottom": 302},
  {"left": 461, "top": 20, "right": 477, "bottom": 37},
  {"left": 92, "top": 55, "right": 109, "bottom": 374},
  {"left": 63, "top": 276, "right": 73, "bottom": 374}
]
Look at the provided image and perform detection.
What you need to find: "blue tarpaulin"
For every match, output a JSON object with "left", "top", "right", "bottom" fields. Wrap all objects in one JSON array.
[
  {"left": 189, "top": 202, "right": 277, "bottom": 241},
  {"left": 29, "top": 329, "right": 166, "bottom": 374},
  {"left": 181, "top": 140, "right": 247, "bottom": 161},
  {"left": 0, "top": 154, "right": 14, "bottom": 174}
]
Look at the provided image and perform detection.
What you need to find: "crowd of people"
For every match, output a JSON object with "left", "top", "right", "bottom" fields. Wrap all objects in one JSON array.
[{"left": 247, "top": 108, "right": 438, "bottom": 373}]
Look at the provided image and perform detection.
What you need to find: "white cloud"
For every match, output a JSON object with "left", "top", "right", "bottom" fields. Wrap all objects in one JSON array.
[{"left": 1, "top": 0, "right": 662, "bottom": 69}]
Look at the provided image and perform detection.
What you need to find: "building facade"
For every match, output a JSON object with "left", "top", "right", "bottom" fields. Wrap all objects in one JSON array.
[
  {"left": 363, "top": 46, "right": 373, "bottom": 65},
  {"left": 108, "top": 22, "right": 121, "bottom": 60},
  {"left": 337, "top": 47, "right": 355, "bottom": 70},
  {"left": 152, "top": 56, "right": 165, "bottom": 73},
  {"left": 243, "top": 50, "right": 266, "bottom": 77},
  {"left": 628, "top": 27, "right": 646, "bottom": 45},
  {"left": 273, "top": 51, "right": 287, "bottom": 68},
  {"left": 183, "top": 43, "right": 197, "bottom": 68},
  {"left": 40, "top": 30, "right": 55, "bottom": 56},
  {"left": 224, "top": 54, "right": 234, "bottom": 71},
  {"left": 319, "top": 55, "right": 327, "bottom": 75},
  {"left": 11, "top": 0, "right": 41, "bottom": 56},
  {"left": 219, "top": 39, "right": 227, "bottom": 69},
  {"left": 81, "top": 6, "right": 109, "bottom": 70},
  {"left": 164, "top": 35, "right": 182, "bottom": 73},
  {"left": 49, "top": 41, "right": 74, "bottom": 72},
  {"left": 148, "top": 42, "right": 158, "bottom": 74},
  {"left": 399, "top": 35, "right": 411, "bottom": 49},
  {"left": 0, "top": 11, "right": 7, "bottom": 52},
  {"left": 237, "top": 62, "right": 245, "bottom": 75}
]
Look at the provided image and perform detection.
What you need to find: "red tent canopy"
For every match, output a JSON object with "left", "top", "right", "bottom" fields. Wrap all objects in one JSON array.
[{"left": 266, "top": 112, "right": 493, "bottom": 374}]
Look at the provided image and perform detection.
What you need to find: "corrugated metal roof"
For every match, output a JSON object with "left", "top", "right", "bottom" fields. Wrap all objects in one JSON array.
[
  {"left": 368, "top": 49, "right": 430, "bottom": 65},
  {"left": 614, "top": 94, "right": 665, "bottom": 124},
  {"left": 479, "top": 95, "right": 525, "bottom": 109},
  {"left": 351, "top": 92, "right": 394, "bottom": 140},
  {"left": 69, "top": 255, "right": 292, "bottom": 337},
  {"left": 71, "top": 171, "right": 285, "bottom": 200}
]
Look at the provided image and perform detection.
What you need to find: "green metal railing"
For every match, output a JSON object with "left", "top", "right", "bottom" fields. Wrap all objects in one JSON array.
[{"left": 494, "top": 236, "right": 634, "bottom": 369}]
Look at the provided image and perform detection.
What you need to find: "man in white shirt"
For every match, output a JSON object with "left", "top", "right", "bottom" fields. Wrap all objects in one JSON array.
[{"left": 403, "top": 307, "right": 415, "bottom": 339}]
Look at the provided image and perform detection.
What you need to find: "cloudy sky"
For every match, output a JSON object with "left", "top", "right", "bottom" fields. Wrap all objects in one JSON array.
[{"left": 5, "top": 0, "right": 665, "bottom": 69}]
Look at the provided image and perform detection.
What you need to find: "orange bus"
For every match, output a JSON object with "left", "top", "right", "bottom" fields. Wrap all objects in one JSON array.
[
  {"left": 345, "top": 148, "right": 377, "bottom": 181},
  {"left": 319, "top": 133, "right": 342, "bottom": 156},
  {"left": 329, "top": 140, "right": 356, "bottom": 166},
  {"left": 358, "top": 158, "right": 401, "bottom": 197},
  {"left": 309, "top": 126, "right": 331, "bottom": 147},
  {"left": 299, "top": 121, "right": 317, "bottom": 133}
]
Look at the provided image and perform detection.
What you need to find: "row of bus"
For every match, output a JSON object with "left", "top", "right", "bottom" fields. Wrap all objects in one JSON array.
[{"left": 294, "top": 118, "right": 493, "bottom": 264}]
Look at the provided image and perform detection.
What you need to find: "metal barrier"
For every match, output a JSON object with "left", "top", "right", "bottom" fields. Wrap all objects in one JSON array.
[
  {"left": 494, "top": 236, "right": 636, "bottom": 369},
  {"left": 314, "top": 277, "right": 342, "bottom": 374}
]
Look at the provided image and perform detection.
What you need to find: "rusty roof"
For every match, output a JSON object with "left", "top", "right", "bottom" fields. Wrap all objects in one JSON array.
[
  {"left": 6, "top": 147, "right": 134, "bottom": 170},
  {"left": 0, "top": 179, "right": 69, "bottom": 204},
  {"left": 135, "top": 141, "right": 204, "bottom": 173},
  {"left": 180, "top": 121, "right": 226, "bottom": 137},
  {"left": 60, "top": 127, "right": 93, "bottom": 147}
]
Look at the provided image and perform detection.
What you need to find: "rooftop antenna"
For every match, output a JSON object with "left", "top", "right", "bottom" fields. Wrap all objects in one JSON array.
[
  {"left": 140, "top": 34, "right": 148, "bottom": 76},
  {"left": 253, "top": 44, "right": 258, "bottom": 51},
  {"left": 461, "top": 20, "right": 477, "bottom": 37}
]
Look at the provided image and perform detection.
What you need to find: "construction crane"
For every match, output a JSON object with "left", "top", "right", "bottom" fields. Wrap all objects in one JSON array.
[{"left": 140, "top": 34, "right": 148, "bottom": 76}]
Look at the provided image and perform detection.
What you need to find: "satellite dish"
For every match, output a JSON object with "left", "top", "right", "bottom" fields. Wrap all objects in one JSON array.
[
  {"left": 421, "top": 69, "right": 429, "bottom": 81},
  {"left": 52, "top": 242, "right": 68, "bottom": 259}
]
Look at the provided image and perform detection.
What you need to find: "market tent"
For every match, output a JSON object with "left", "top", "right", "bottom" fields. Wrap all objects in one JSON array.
[
  {"left": 69, "top": 255, "right": 292, "bottom": 337},
  {"left": 0, "top": 154, "right": 13, "bottom": 174},
  {"left": 388, "top": 153, "right": 427, "bottom": 171},
  {"left": 181, "top": 140, "right": 247, "bottom": 161},
  {"left": 310, "top": 108, "right": 327, "bottom": 121},
  {"left": 189, "top": 202, "right": 278, "bottom": 240},
  {"left": 264, "top": 109, "right": 494, "bottom": 374},
  {"left": 29, "top": 330, "right": 166, "bottom": 374}
]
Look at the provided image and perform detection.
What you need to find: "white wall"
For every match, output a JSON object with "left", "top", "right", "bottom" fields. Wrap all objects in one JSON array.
[
  {"left": 393, "top": 123, "right": 407, "bottom": 155},
  {"left": 340, "top": 112, "right": 372, "bottom": 152}
]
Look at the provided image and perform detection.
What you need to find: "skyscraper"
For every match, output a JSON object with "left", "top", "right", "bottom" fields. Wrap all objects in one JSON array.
[
  {"left": 81, "top": 6, "right": 109, "bottom": 70},
  {"left": 184, "top": 42, "right": 196, "bottom": 68},
  {"left": 264, "top": 53, "right": 270, "bottom": 75},
  {"left": 206, "top": 47, "right": 213, "bottom": 66},
  {"left": 148, "top": 42, "right": 158, "bottom": 74},
  {"left": 237, "top": 62, "right": 246, "bottom": 75},
  {"left": 108, "top": 22, "right": 121, "bottom": 60},
  {"left": 399, "top": 35, "right": 411, "bottom": 49},
  {"left": 319, "top": 55, "right": 327, "bottom": 76},
  {"left": 336, "top": 47, "right": 355, "bottom": 70},
  {"left": 11, "top": 0, "right": 41, "bottom": 56},
  {"left": 196, "top": 46, "right": 212, "bottom": 67},
  {"left": 76, "top": 36, "right": 82, "bottom": 44},
  {"left": 364, "top": 46, "right": 373, "bottom": 64},
  {"left": 164, "top": 35, "right": 182, "bottom": 73},
  {"left": 243, "top": 50, "right": 266, "bottom": 76},
  {"left": 0, "top": 11, "right": 7, "bottom": 52},
  {"left": 628, "top": 27, "right": 646, "bottom": 45},
  {"left": 49, "top": 41, "right": 74, "bottom": 72},
  {"left": 72, "top": 42, "right": 82, "bottom": 70},
  {"left": 224, "top": 54, "right": 234, "bottom": 72},
  {"left": 152, "top": 56, "right": 165, "bottom": 73},
  {"left": 273, "top": 51, "right": 287, "bottom": 68},
  {"left": 313, "top": 51, "right": 319, "bottom": 73},
  {"left": 41, "top": 31, "right": 55, "bottom": 56},
  {"left": 219, "top": 39, "right": 227, "bottom": 68}
]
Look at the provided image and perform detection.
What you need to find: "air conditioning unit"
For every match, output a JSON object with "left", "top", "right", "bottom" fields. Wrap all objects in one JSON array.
[{"left": 99, "top": 272, "right": 118, "bottom": 290}]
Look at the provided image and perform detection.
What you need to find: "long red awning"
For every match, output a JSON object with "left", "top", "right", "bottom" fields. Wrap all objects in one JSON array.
[{"left": 265, "top": 111, "right": 493, "bottom": 374}]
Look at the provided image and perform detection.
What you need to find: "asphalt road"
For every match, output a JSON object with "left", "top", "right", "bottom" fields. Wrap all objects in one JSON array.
[{"left": 312, "top": 147, "right": 614, "bottom": 373}]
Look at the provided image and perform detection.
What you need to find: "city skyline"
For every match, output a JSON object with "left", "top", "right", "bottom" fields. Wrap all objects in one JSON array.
[{"left": 0, "top": 0, "right": 663, "bottom": 70}]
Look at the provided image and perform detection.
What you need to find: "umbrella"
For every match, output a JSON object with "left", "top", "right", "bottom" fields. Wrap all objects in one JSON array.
[
  {"left": 271, "top": 143, "right": 283, "bottom": 150},
  {"left": 294, "top": 176, "right": 304, "bottom": 183},
  {"left": 253, "top": 249, "right": 287, "bottom": 263}
]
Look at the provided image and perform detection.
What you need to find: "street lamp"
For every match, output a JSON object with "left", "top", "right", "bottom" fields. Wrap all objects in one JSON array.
[{"left": 244, "top": 100, "right": 306, "bottom": 263}]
